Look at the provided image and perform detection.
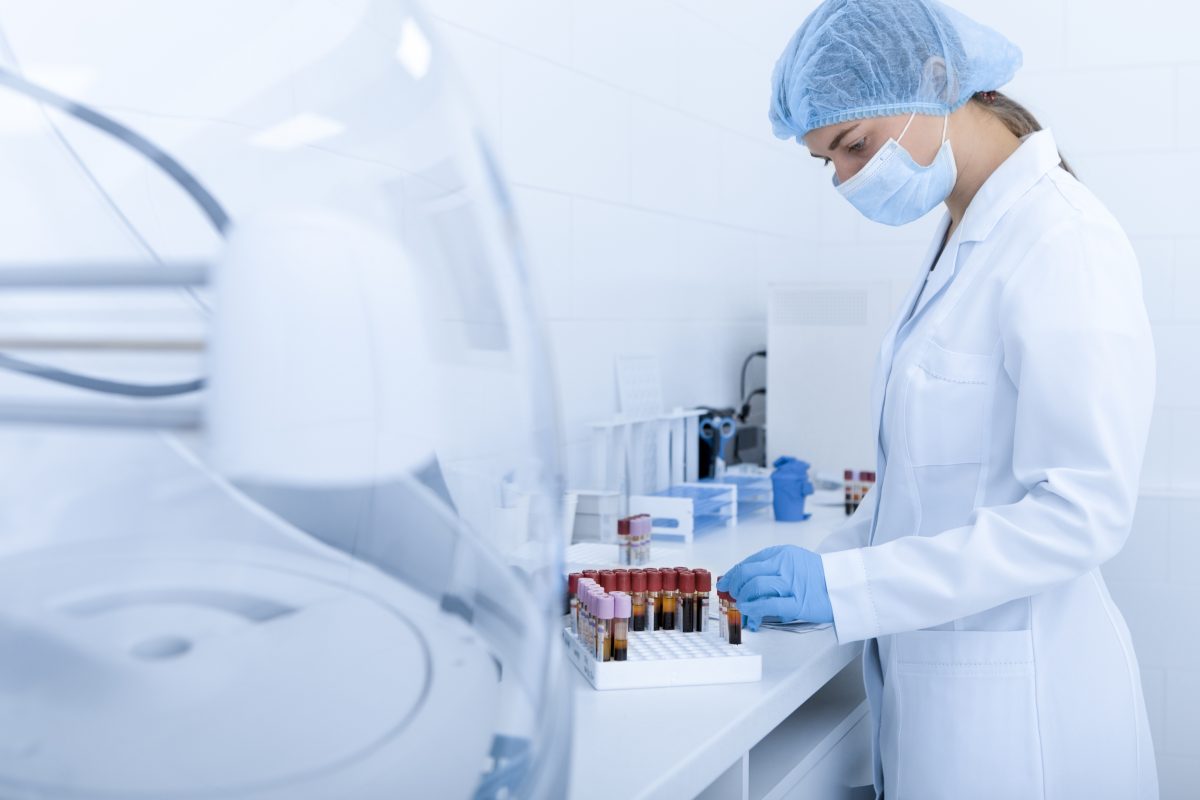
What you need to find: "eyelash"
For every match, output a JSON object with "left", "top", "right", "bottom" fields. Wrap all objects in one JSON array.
[{"left": 821, "top": 137, "right": 868, "bottom": 166}]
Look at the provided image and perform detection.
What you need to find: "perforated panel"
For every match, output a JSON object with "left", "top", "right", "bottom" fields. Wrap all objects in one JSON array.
[
  {"left": 769, "top": 287, "right": 869, "bottom": 327},
  {"left": 767, "top": 281, "right": 893, "bottom": 474}
]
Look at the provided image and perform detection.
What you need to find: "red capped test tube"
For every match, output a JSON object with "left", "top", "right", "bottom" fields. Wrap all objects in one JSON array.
[
  {"left": 615, "top": 569, "right": 631, "bottom": 594},
  {"left": 598, "top": 570, "right": 617, "bottom": 593},
  {"left": 661, "top": 569, "right": 678, "bottom": 631},
  {"left": 617, "top": 516, "right": 632, "bottom": 566},
  {"left": 679, "top": 570, "right": 696, "bottom": 633},
  {"left": 646, "top": 569, "right": 662, "bottom": 631},
  {"left": 694, "top": 569, "right": 712, "bottom": 634},
  {"left": 631, "top": 571, "right": 648, "bottom": 632}
]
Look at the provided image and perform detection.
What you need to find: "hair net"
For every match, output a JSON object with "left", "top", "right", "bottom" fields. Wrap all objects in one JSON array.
[{"left": 769, "top": 0, "right": 1022, "bottom": 143}]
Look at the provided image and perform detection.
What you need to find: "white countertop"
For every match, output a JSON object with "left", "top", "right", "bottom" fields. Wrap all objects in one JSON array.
[{"left": 566, "top": 489, "right": 863, "bottom": 800}]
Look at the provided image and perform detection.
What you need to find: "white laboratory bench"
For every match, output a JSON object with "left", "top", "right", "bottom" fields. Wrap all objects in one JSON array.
[{"left": 566, "top": 490, "right": 873, "bottom": 800}]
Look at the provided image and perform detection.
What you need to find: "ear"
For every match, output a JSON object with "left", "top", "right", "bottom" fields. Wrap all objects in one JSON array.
[{"left": 919, "top": 56, "right": 958, "bottom": 104}]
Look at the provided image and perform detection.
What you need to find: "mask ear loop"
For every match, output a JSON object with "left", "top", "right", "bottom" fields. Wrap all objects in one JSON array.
[{"left": 898, "top": 112, "right": 950, "bottom": 145}]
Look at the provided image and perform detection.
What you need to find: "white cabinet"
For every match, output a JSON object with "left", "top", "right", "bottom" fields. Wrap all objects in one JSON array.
[{"left": 694, "top": 660, "right": 872, "bottom": 800}]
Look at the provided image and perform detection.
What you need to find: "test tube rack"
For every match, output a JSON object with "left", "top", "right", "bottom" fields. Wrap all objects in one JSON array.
[
  {"left": 701, "top": 470, "right": 774, "bottom": 519},
  {"left": 587, "top": 408, "right": 705, "bottom": 499},
  {"left": 562, "top": 626, "right": 762, "bottom": 691},
  {"left": 629, "top": 482, "right": 738, "bottom": 543}
]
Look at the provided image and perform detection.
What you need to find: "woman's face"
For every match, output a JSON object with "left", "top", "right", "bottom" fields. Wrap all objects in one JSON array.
[{"left": 804, "top": 113, "right": 948, "bottom": 185}]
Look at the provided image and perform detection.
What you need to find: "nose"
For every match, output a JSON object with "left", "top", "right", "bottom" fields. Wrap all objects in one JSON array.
[{"left": 833, "top": 160, "right": 863, "bottom": 186}]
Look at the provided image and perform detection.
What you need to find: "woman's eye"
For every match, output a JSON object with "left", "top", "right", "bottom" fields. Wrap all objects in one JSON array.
[
  {"left": 848, "top": 137, "right": 867, "bottom": 153},
  {"left": 822, "top": 157, "right": 832, "bottom": 166}
]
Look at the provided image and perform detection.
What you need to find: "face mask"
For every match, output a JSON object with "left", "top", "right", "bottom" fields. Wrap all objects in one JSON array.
[{"left": 833, "top": 113, "right": 957, "bottom": 226}]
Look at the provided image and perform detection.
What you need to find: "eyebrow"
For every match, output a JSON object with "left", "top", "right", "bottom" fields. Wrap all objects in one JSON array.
[{"left": 810, "top": 123, "right": 860, "bottom": 158}]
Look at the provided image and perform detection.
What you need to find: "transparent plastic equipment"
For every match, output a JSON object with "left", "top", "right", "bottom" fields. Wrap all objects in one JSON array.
[{"left": 0, "top": 2, "right": 569, "bottom": 798}]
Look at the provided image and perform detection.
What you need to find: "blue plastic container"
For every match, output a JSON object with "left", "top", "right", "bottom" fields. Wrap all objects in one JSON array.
[{"left": 771, "top": 456, "right": 814, "bottom": 521}]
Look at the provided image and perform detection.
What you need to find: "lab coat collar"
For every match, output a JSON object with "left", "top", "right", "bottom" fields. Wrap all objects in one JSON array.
[
  {"left": 956, "top": 129, "right": 1063, "bottom": 244},
  {"left": 903, "top": 132, "right": 1060, "bottom": 322}
]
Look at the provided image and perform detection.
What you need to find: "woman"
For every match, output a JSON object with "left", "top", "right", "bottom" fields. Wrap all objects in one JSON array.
[{"left": 717, "top": 1, "right": 1158, "bottom": 797}]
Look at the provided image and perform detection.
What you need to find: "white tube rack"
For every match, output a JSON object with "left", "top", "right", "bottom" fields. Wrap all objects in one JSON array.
[{"left": 563, "top": 626, "right": 761, "bottom": 691}]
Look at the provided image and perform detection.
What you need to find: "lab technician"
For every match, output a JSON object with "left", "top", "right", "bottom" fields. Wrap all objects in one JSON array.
[{"left": 717, "top": 1, "right": 1158, "bottom": 797}]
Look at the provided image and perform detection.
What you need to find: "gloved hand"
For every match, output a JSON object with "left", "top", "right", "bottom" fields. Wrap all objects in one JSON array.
[{"left": 717, "top": 545, "right": 833, "bottom": 631}]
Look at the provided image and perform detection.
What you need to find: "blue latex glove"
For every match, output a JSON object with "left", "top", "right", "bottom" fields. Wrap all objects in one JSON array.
[{"left": 717, "top": 545, "right": 833, "bottom": 631}]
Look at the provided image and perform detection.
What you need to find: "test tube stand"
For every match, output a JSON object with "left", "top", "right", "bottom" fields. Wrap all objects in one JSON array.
[
  {"left": 587, "top": 408, "right": 704, "bottom": 499},
  {"left": 563, "top": 627, "right": 761, "bottom": 691}
]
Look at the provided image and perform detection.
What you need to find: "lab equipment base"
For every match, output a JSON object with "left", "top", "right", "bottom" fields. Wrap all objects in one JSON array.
[{"left": 563, "top": 626, "right": 761, "bottom": 691}]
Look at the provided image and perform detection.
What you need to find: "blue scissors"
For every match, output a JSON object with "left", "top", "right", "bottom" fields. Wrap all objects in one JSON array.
[{"left": 699, "top": 415, "right": 737, "bottom": 476}]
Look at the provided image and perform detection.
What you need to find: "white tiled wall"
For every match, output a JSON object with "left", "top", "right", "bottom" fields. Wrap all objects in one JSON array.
[
  {"left": 429, "top": 1, "right": 1200, "bottom": 795},
  {"left": 429, "top": 0, "right": 816, "bottom": 491}
]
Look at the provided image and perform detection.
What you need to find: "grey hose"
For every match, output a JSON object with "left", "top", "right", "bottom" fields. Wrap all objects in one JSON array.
[{"left": 0, "top": 66, "right": 228, "bottom": 397}]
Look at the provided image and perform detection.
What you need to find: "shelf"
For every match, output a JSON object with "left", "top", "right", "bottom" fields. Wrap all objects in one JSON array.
[{"left": 748, "top": 659, "right": 869, "bottom": 800}]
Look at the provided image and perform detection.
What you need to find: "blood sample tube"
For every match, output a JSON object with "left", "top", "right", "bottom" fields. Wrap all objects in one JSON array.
[
  {"left": 594, "top": 593, "right": 614, "bottom": 661},
  {"left": 577, "top": 589, "right": 591, "bottom": 649},
  {"left": 627, "top": 515, "right": 639, "bottom": 565},
  {"left": 646, "top": 568, "right": 661, "bottom": 631},
  {"left": 577, "top": 578, "right": 598, "bottom": 638},
  {"left": 582, "top": 570, "right": 599, "bottom": 596},
  {"left": 617, "top": 517, "right": 632, "bottom": 566},
  {"left": 599, "top": 570, "right": 617, "bottom": 593},
  {"left": 661, "top": 569, "right": 678, "bottom": 631},
  {"left": 615, "top": 569, "right": 631, "bottom": 595},
  {"left": 634, "top": 514, "right": 652, "bottom": 565},
  {"left": 673, "top": 568, "right": 689, "bottom": 631},
  {"left": 589, "top": 585, "right": 605, "bottom": 652},
  {"left": 631, "top": 571, "right": 648, "bottom": 632},
  {"left": 588, "top": 590, "right": 602, "bottom": 656},
  {"left": 717, "top": 588, "right": 730, "bottom": 641},
  {"left": 727, "top": 595, "right": 742, "bottom": 645},
  {"left": 679, "top": 570, "right": 696, "bottom": 633},
  {"left": 611, "top": 592, "right": 631, "bottom": 662},
  {"left": 694, "top": 569, "right": 712, "bottom": 634},
  {"left": 844, "top": 469, "right": 854, "bottom": 515},
  {"left": 573, "top": 575, "right": 592, "bottom": 633},
  {"left": 567, "top": 572, "right": 581, "bottom": 624},
  {"left": 581, "top": 587, "right": 596, "bottom": 652}
]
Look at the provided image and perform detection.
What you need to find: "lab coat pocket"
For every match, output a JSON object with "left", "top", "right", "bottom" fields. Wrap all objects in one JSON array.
[
  {"left": 905, "top": 342, "right": 996, "bottom": 467},
  {"left": 894, "top": 629, "right": 1044, "bottom": 800}
]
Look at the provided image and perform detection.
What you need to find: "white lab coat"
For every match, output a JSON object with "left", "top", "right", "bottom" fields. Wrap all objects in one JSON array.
[{"left": 819, "top": 130, "right": 1158, "bottom": 799}]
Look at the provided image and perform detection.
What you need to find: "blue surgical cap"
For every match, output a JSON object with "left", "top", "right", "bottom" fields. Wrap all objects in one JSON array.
[{"left": 770, "top": 0, "right": 1022, "bottom": 143}]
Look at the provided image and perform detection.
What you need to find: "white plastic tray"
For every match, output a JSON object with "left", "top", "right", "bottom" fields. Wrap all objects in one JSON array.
[{"left": 563, "top": 626, "right": 761, "bottom": 691}]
